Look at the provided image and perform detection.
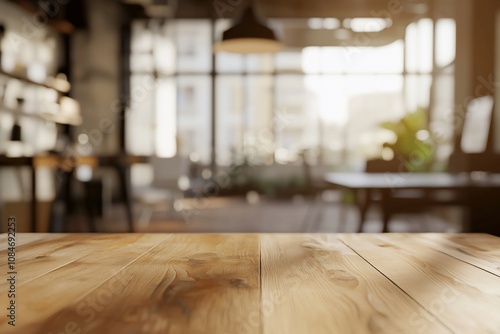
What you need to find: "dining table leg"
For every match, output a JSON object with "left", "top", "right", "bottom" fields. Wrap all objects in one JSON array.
[
  {"left": 357, "top": 188, "right": 372, "bottom": 233},
  {"left": 31, "top": 166, "right": 37, "bottom": 232},
  {"left": 116, "top": 164, "right": 134, "bottom": 233},
  {"left": 380, "top": 188, "right": 392, "bottom": 233}
]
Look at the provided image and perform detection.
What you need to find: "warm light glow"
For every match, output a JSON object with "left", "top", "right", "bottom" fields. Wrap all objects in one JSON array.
[
  {"left": 27, "top": 63, "right": 47, "bottom": 83},
  {"left": 334, "top": 29, "right": 352, "bottom": 40},
  {"left": 300, "top": 42, "right": 405, "bottom": 127},
  {"left": 436, "top": 19, "right": 456, "bottom": 68},
  {"left": 382, "top": 147, "right": 394, "bottom": 161},
  {"left": 202, "top": 168, "right": 212, "bottom": 179},
  {"left": 76, "top": 166, "right": 93, "bottom": 182},
  {"left": 323, "top": 18, "right": 341, "bottom": 30},
  {"left": 305, "top": 75, "right": 404, "bottom": 126},
  {"left": 213, "top": 38, "right": 284, "bottom": 54},
  {"left": 350, "top": 18, "right": 390, "bottom": 32},
  {"left": 246, "top": 191, "right": 260, "bottom": 205},
  {"left": 461, "top": 96, "right": 494, "bottom": 153},
  {"left": 307, "top": 18, "right": 323, "bottom": 30},
  {"left": 155, "top": 79, "right": 177, "bottom": 158},
  {"left": 5, "top": 142, "right": 24, "bottom": 157},
  {"left": 418, "top": 19, "right": 433, "bottom": 73},
  {"left": 177, "top": 175, "right": 190, "bottom": 191},
  {"left": 301, "top": 47, "right": 322, "bottom": 73},
  {"left": 416, "top": 130, "right": 430, "bottom": 141},
  {"left": 302, "top": 41, "right": 404, "bottom": 75},
  {"left": 405, "top": 22, "right": 418, "bottom": 73}
]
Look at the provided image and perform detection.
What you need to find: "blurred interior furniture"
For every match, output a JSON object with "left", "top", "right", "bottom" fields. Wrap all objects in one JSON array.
[
  {"left": 325, "top": 172, "right": 500, "bottom": 235},
  {"left": 447, "top": 95, "right": 500, "bottom": 236},
  {"left": 0, "top": 154, "right": 148, "bottom": 233},
  {"left": 51, "top": 154, "right": 149, "bottom": 233},
  {"left": 300, "top": 150, "right": 344, "bottom": 231},
  {"left": 330, "top": 95, "right": 499, "bottom": 234},
  {"left": 134, "top": 155, "right": 189, "bottom": 226},
  {"left": 449, "top": 95, "right": 497, "bottom": 172},
  {"left": 359, "top": 158, "right": 445, "bottom": 232}
]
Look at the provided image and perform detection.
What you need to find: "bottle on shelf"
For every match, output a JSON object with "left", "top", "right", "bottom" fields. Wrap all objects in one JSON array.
[{"left": 0, "top": 24, "right": 5, "bottom": 67}]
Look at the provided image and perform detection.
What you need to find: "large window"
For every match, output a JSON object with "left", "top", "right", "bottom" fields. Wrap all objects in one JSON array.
[
  {"left": 127, "top": 18, "right": 456, "bottom": 167},
  {"left": 127, "top": 20, "right": 211, "bottom": 163}
]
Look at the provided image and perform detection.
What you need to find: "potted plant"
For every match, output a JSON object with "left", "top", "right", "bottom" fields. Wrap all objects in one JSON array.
[{"left": 373, "top": 108, "right": 435, "bottom": 172}]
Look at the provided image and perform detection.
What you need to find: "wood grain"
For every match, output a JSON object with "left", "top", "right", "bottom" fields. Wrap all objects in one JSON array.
[
  {"left": 39, "top": 234, "right": 260, "bottom": 334},
  {"left": 0, "top": 233, "right": 499, "bottom": 334},
  {"left": 0, "top": 234, "right": 260, "bottom": 334},
  {"left": 261, "top": 234, "right": 450, "bottom": 334},
  {"left": 339, "top": 234, "right": 500, "bottom": 334},
  {"left": 414, "top": 233, "right": 500, "bottom": 276},
  {"left": 0, "top": 234, "right": 168, "bottom": 333},
  {"left": 0, "top": 233, "right": 65, "bottom": 251},
  {"left": 0, "top": 234, "right": 151, "bottom": 292}
]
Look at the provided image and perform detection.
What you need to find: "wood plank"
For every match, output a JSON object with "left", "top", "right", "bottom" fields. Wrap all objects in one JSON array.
[
  {"left": 0, "top": 233, "right": 67, "bottom": 251},
  {"left": 261, "top": 234, "right": 451, "bottom": 334},
  {"left": 0, "top": 234, "right": 168, "bottom": 333},
  {"left": 1, "top": 234, "right": 260, "bottom": 334},
  {"left": 339, "top": 234, "right": 500, "bottom": 334},
  {"left": 0, "top": 234, "right": 151, "bottom": 291},
  {"left": 414, "top": 233, "right": 500, "bottom": 276},
  {"left": 2, "top": 233, "right": 499, "bottom": 333},
  {"left": 37, "top": 234, "right": 261, "bottom": 334}
]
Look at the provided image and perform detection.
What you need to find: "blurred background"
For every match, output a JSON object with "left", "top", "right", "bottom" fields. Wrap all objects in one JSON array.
[{"left": 0, "top": 0, "right": 499, "bottom": 234}]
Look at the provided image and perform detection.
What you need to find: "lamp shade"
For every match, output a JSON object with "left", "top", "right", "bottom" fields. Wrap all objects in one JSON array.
[{"left": 213, "top": 5, "right": 283, "bottom": 54}]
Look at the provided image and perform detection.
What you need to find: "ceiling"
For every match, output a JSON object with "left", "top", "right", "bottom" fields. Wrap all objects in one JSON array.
[
  {"left": 259, "top": 0, "right": 439, "bottom": 19},
  {"left": 122, "top": 0, "right": 457, "bottom": 19},
  {"left": 121, "top": 0, "right": 458, "bottom": 48}
]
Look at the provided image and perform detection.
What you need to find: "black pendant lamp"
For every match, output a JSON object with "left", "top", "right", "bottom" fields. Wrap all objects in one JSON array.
[{"left": 213, "top": 3, "right": 283, "bottom": 54}]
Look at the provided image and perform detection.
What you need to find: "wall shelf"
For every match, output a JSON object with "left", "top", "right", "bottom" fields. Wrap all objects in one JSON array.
[
  {"left": 40, "top": 111, "right": 82, "bottom": 126},
  {"left": 0, "top": 107, "right": 82, "bottom": 126},
  {"left": 0, "top": 70, "right": 71, "bottom": 94}
]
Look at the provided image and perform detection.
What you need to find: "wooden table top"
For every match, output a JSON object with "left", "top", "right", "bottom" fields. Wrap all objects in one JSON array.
[
  {"left": 324, "top": 172, "right": 500, "bottom": 190},
  {"left": 1, "top": 233, "right": 499, "bottom": 333}
]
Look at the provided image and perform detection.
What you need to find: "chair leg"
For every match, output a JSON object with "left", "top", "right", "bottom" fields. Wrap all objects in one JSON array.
[{"left": 380, "top": 189, "right": 391, "bottom": 233}]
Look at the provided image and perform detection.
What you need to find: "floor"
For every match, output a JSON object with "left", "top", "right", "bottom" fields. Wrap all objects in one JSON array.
[{"left": 67, "top": 196, "right": 463, "bottom": 234}]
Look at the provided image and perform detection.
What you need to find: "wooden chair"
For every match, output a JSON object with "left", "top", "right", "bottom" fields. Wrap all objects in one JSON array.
[{"left": 352, "top": 159, "right": 426, "bottom": 232}]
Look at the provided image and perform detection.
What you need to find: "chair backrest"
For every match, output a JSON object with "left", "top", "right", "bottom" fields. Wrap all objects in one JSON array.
[
  {"left": 365, "top": 159, "right": 401, "bottom": 173},
  {"left": 448, "top": 95, "right": 497, "bottom": 173},
  {"left": 460, "top": 95, "right": 494, "bottom": 154}
]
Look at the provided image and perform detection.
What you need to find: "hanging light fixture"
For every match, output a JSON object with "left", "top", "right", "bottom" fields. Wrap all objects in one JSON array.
[{"left": 213, "top": 3, "right": 284, "bottom": 54}]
